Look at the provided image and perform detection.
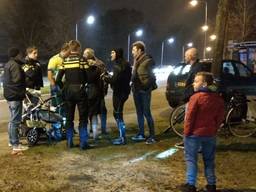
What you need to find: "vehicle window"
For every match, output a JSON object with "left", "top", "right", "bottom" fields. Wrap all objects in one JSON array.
[
  {"left": 222, "top": 62, "right": 235, "bottom": 76},
  {"left": 173, "top": 65, "right": 183, "bottom": 75},
  {"left": 181, "top": 64, "right": 191, "bottom": 75},
  {"left": 234, "top": 62, "right": 252, "bottom": 77}
]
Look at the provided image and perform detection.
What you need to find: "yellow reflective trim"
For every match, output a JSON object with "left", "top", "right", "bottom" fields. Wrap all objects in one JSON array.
[{"left": 63, "top": 63, "right": 80, "bottom": 69}]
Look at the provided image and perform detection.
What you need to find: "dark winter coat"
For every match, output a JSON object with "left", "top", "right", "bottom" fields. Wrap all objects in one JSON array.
[
  {"left": 131, "top": 53, "right": 157, "bottom": 92},
  {"left": 23, "top": 58, "right": 44, "bottom": 90},
  {"left": 3, "top": 58, "right": 26, "bottom": 101}
]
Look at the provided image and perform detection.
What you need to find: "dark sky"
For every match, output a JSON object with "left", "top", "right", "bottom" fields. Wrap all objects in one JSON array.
[
  {"left": 77, "top": 0, "right": 218, "bottom": 63},
  {"left": 81, "top": 0, "right": 218, "bottom": 37}
]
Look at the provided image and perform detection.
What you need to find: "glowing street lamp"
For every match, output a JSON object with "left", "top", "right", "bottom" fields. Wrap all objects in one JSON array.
[
  {"left": 86, "top": 15, "right": 95, "bottom": 25},
  {"left": 189, "top": 0, "right": 208, "bottom": 59},
  {"left": 76, "top": 15, "right": 95, "bottom": 41},
  {"left": 160, "top": 37, "right": 175, "bottom": 67},
  {"left": 187, "top": 42, "right": 193, "bottom": 47},
  {"left": 127, "top": 28, "right": 144, "bottom": 61},
  {"left": 210, "top": 34, "right": 217, "bottom": 41},
  {"left": 190, "top": 0, "right": 199, "bottom": 7},
  {"left": 201, "top": 25, "right": 209, "bottom": 32},
  {"left": 206, "top": 46, "right": 212, "bottom": 52}
]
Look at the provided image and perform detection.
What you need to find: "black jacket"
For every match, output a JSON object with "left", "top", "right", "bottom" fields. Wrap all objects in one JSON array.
[
  {"left": 3, "top": 58, "right": 26, "bottom": 101},
  {"left": 23, "top": 58, "right": 44, "bottom": 90},
  {"left": 184, "top": 61, "right": 204, "bottom": 102},
  {"left": 105, "top": 58, "right": 131, "bottom": 96}
]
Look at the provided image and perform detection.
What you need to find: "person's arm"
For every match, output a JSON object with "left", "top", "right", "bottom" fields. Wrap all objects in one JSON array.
[
  {"left": 47, "top": 58, "right": 57, "bottom": 86},
  {"left": 103, "top": 65, "right": 121, "bottom": 84},
  {"left": 184, "top": 94, "right": 199, "bottom": 136}
]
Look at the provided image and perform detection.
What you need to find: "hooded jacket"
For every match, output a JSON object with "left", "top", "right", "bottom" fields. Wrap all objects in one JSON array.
[{"left": 184, "top": 87, "right": 225, "bottom": 137}]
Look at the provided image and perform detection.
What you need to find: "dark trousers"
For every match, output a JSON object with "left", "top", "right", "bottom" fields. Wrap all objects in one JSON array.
[{"left": 65, "top": 99, "right": 88, "bottom": 147}]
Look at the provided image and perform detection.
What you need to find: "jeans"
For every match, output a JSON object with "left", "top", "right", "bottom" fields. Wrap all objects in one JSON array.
[
  {"left": 8, "top": 101, "right": 23, "bottom": 146},
  {"left": 133, "top": 89, "right": 155, "bottom": 138},
  {"left": 184, "top": 135, "right": 217, "bottom": 186}
]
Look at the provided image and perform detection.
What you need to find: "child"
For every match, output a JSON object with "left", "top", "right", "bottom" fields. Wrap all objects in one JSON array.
[{"left": 180, "top": 72, "right": 225, "bottom": 192}]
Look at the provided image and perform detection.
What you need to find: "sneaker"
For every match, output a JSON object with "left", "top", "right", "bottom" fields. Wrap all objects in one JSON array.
[
  {"left": 179, "top": 183, "right": 197, "bottom": 192},
  {"left": 12, "top": 144, "right": 29, "bottom": 152},
  {"left": 145, "top": 137, "right": 156, "bottom": 144},
  {"left": 131, "top": 134, "right": 146, "bottom": 141},
  {"left": 175, "top": 142, "right": 184, "bottom": 149},
  {"left": 206, "top": 185, "right": 216, "bottom": 192},
  {"left": 112, "top": 137, "right": 126, "bottom": 145}
]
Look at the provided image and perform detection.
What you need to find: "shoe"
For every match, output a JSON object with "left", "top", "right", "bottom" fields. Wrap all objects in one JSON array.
[
  {"left": 12, "top": 144, "right": 29, "bottom": 152},
  {"left": 145, "top": 137, "right": 156, "bottom": 144},
  {"left": 179, "top": 183, "right": 197, "bottom": 192},
  {"left": 131, "top": 134, "right": 146, "bottom": 141},
  {"left": 80, "top": 144, "right": 93, "bottom": 150},
  {"left": 206, "top": 185, "right": 216, "bottom": 192},
  {"left": 112, "top": 137, "right": 126, "bottom": 145},
  {"left": 175, "top": 142, "right": 184, "bottom": 149}
]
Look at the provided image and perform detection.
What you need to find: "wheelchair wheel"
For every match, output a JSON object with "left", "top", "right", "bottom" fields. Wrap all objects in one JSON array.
[
  {"left": 26, "top": 128, "right": 40, "bottom": 146},
  {"left": 170, "top": 104, "right": 185, "bottom": 137}
]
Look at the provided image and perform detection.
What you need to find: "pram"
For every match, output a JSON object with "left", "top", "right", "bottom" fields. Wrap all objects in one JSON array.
[{"left": 19, "top": 89, "right": 65, "bottom": 146}]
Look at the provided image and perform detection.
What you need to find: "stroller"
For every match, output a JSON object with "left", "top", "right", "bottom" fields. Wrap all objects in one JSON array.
[{"left": 19, "top": 89, "right": 65, "bottom": 146}]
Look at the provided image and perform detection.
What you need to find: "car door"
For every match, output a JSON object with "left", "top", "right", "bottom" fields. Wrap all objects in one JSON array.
[
  {"left": 220, "top": 61, "right": 237, "bottom": 93},
  {"left": 232, "top": 60, "right": 256, "bottom": 95}
]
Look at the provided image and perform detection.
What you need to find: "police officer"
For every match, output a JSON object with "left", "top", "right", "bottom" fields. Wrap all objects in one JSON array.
[{"left": 56, "top": 40, "right": 89, "bottom": 149}]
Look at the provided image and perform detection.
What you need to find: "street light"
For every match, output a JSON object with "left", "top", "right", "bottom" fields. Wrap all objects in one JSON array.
[
  {"left": 210, "top": 34, "right": 217, "bottom": 41},
  {"left": 182, "top": 42, "right": 194, "bottom": 61},
  {"left": 160, "top": 37, "right": 175, "bottom": 67},
  {"left": 189, "top": 0, "right": 208, "bottom": 59},
  {"left": 206, "top": 46, "right": 212, "bottom": 52},
  {"left": 127, "top": 28, "right": 143, "bottom": 62},
  {"left": 75, "top": 15, "right": 95, "bottom": 41}
]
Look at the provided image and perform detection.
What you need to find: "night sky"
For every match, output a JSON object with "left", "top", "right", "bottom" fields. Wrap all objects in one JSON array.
[{"left": 0, "top": 0, "right": 219, "bottom": 64}]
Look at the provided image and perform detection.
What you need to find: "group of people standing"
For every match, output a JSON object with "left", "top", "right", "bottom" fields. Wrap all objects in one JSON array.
[{"left": 3, "top": 40, "right": 158, "bottom": 154}]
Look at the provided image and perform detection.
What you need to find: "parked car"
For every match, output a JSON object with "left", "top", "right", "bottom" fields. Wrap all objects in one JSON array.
[{"left": 166, "top": 60, "right": 256, "bottom": 108}]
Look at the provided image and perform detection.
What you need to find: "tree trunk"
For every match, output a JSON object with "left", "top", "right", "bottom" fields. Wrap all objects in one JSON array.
[{"left": 212, "top": 0, "right": 232, "bottom": 77}]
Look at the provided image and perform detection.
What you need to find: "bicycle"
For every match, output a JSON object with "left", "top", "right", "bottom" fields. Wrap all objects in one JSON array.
[{"left": 169, "top": 93, "right": 256, "bottom": 138}]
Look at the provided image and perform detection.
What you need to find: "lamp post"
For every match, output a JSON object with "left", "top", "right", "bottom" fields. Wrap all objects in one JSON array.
[
  {"left": 190, "top": 0, "right": 208, "bottom": 59},
  {"left": 160, "top": 37, "right": 174, "bottom": 67},
  {"left": 127, "top": 29, "right": 143, "bottom": 62},
  {"left": 182, "top": 42, "right": 194, "bottom": 61},
  {"left": 75, "top": 15, "right": 95, "bottom": 41}
]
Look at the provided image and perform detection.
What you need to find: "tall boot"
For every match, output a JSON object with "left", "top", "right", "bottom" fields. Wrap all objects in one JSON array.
[
  {"left": 66, "top": 121, "right": 74, "bottom": 148},
  {"left": 91, "top": 115, "right": 98, "bottom": 140},
  {"left": 79, "top": 122, "right": 89, "bottom": 150},
  {"left": 112, "top": 120, "right": 126, "bottom": 145}
]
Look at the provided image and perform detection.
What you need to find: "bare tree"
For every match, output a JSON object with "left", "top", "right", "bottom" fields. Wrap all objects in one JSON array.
[{"left": 212, "top": 0, "right": 232, "bottom": 77}]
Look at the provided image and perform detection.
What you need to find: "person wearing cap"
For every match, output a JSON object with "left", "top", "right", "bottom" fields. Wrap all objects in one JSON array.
[
  {"left": 101, "top": 48, "right": 132, "bottom": 145},
  {"left": 3, "top": 47, "right": 28, "bottom": 154}
]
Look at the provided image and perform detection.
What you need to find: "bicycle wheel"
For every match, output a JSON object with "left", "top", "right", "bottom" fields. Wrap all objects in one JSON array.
[
  {"left": 226, "top": 104, "right": 256, "bottom": 137},
  {"left": 170, "top": 104, "right": 185, "bottom": 137}
]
